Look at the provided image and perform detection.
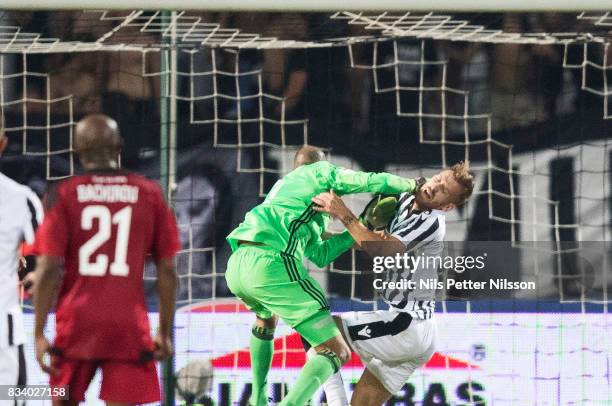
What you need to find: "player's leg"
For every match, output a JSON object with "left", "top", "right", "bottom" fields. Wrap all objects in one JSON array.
[
  {"left": 0, "top": 344, "right": 26, "bottom": 406},
  {"left": 341, "top": 311, "right": 399, "bottom": 406},
  {"left": 278, "top": 328, "right": 350, "bottom": 406},
  {"left": 300, "top": 316, "right": 350, "bottom": 406},
  {"left": 304, "top": 314, "right": 405, "bottom": 406},
  {"left": 226, "top": 246, "right": 281, "bottom": 405},
  {"left": 99, "top": 359, "right": 160, "bottom": 405},
  {"left": 49, "top": 357, "right": 97, "bottom": 405},
  {"left": 340, "top": 312, "right": 438, "bottom": 406},
  {"left": 254, "top": 279, "right": 352, "bottom": 405},
  {"left": 268, "top": 278, "right": 350, "bottom": 406},
  {"left": 351, "top": 358, "right": 428, "bottom": 406},
  {"left": 250, "top": 314, "right": 278, "bottom": 406},
  {"left": 229, "top": 246, "right": 349, "bottom": 405},
  {"left": 351, "top": 368, "right": 393, "bottom": 406}
]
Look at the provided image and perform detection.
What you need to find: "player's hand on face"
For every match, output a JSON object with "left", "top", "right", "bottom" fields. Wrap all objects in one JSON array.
[
  {"left": 153, "top": 332, "right": 173, "bottom": 361},
  {"left": 312, "top": 190, "right": 350, "bottom": 219},
  {"left": 35, "top": 335, "right": 58, "bottom": 376}
]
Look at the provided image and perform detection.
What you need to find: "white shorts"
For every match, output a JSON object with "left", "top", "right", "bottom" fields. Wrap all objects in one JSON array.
[
  {"left": 340, "top": 310, "right": 436, "bottom": 394},
  {"left": 0, "top": 344, "right": 26, "bottom": 406}
]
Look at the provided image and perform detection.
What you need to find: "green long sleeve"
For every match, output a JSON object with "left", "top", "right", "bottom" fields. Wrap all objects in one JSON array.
[
  {"left": 315, "top": 161, "right": 417, "bottom": 196},
  {"left": 227, "top": 160, "right": 415, "bottom": 259},
  {"left": 305, "top": 230, "right": 355, "bottom": 268}
]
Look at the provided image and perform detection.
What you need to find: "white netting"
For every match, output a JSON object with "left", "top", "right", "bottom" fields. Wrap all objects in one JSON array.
[
  {"left": 0, "top": 53, "right": 74, "bottom": 179},
  {"left": 2, "top": 10, "right": 609, "bottom": 405},
  {"left": 563, "top": 41, "right": 611, "bottom": 118},
  {"left": 142, "top": 47, "right": 310, "bottom": 196},
  {"left": 577, "top": 11, "right": 612, "bottom": 26},
  {"left": 331, "top": 11, "right": 563, "bottom": 43}
]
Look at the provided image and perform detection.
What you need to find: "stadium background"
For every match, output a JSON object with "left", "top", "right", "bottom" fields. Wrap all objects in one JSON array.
[{"left": 0, "top": 11, "right": 610, "bottom": 405}]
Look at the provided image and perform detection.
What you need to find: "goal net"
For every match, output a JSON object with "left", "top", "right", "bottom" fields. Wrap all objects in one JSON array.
[{"left": 1, "top": 10, "right": 610, "bottom": 405}]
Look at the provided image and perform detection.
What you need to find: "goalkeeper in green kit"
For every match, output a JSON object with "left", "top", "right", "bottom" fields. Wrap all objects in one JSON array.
[{"left": 226, "top": 146, "right": 419, "bottom": 406}]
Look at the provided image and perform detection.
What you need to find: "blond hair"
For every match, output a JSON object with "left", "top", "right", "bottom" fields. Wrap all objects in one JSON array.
[{"left": 450, "top": 160, "right": 474, "bottom": 205}]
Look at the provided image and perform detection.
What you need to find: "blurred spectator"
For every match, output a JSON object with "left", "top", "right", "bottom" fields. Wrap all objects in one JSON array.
[
  {"left": 379, "top": 38, "right": 439, "bottom": 144},
  {"left": 210, "top": 14, "right": 309, "bottom": 149},
  {"left": 564, "top": 16, "right": 610, "bottom": 114},
  {"left": 209, "top": 13, "right": 266, "bottom": 121},
  {"left": 262, "top": 14, "right": 309, "bottom": 119},
  {"left": 183, "top": 13, "right": 308, "bottom": 149},
  {"left": 45, "top": 12, "right": 112, "bottom": 115},
  {"left": 5, "top": 13, "right": 47, "bottom": 113},
  {"left": 489, "top": 14, "right": 545, "bottom": 131},
  {"left": 101, "top": 12, "right": 161, "bottom": 167},
  {"left": 440, "top": 41, "right": 490, "bottom": 136},
  {"left": 48, "top": 53, "right": 105, "bottom": 115},
  {"left": 344, "top": 24, "right": 372, "bottom": 137},
  {"left": 530, "top": 13, "right": 571, "bottom": 120},
  {"left": 0, "top": 13, "right": 19, "bottom": 107}
]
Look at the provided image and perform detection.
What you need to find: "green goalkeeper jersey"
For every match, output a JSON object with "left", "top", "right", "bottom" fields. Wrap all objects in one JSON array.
[{"left": 227, "top": 161, "right": 417, "bottom": 267}]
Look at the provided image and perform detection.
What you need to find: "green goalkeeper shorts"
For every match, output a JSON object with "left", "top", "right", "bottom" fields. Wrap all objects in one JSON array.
[{"left": 225, "top": 245, "right": 340, "bottom": 346}]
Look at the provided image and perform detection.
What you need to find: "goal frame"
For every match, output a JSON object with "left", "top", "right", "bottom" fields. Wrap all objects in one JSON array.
[
  {"left": 1, "top": 0, "right": 611, "bottom": 11},
  {"left": 2, "top": 5, "right": 609, "bottom": 406}
]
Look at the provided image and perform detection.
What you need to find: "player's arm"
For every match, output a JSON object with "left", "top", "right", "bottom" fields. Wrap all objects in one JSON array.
[
  {"left": 33, "top": 255, "right": 61, "bottom": 336},
  {"left": 152, "top": 185, "right": 181, "bottom": 360},
  {"left": 155, "top": 257, "right": 177, "bottom": 360},
  {"left": 312, "top": 190, "right": 406, "bottom": 257},
  {"left": 315, "top": 160, "right": 419, "bottom": 195},
  {"left": 305, "top": 230, "right": 355, "bottom": 268},
  {"left": 33, "top": 255, "right": 61, "bottom": 375},
  {"left": 31, "top": 185, "right": 66, "bottom": 374},
  {"left": 19, "top": 190, "right": 44, "bottom": 290}
]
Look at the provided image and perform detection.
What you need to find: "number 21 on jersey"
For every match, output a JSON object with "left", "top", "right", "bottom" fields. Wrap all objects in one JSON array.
[{"left": 79, "top": 205, "right": 132, "bottom": 276}]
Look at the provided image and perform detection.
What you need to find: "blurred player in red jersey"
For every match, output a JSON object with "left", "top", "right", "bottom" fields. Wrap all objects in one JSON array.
[{"left": 32, "top": 114, "right": 180, "bottom": 406}]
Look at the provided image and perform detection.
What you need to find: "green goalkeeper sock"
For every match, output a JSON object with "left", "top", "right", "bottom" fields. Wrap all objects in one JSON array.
[
  {"left": 278, "top": 349, "right": 341, "bottom": 406},
  {"left": 250, "top": 326, "right": 275, "bottom": 406}
]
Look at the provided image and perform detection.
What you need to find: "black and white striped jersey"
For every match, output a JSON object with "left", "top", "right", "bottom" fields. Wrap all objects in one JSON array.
[
  {"left": 382, "top": 193, "right": 445, "bottom": 320},
  {"left": 0, "top": 172, "right": 43, "bottom": 347}
]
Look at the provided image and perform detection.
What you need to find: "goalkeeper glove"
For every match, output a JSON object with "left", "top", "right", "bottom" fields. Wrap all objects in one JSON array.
[
  {"left": 359, "top": 195, "right": 398, "bottom": 230},
  {"left": 359, "top": 178, "right": 425, "bottom": 230}
]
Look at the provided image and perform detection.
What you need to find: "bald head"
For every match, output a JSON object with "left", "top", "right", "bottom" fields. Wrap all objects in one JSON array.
[
  {"left": 294, "top": 145, "right": 325, "bottom": 169},
  {"left": 74, "top": 114, "right": 122, "bottom": 169}
]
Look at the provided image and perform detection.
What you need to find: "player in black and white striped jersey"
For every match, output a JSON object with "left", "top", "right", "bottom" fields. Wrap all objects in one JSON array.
[
  {"left": 381, "top": 191, "right": 446, "bottom": 321},
  {"left": 311, "top": 161, "right": 473, "bottom": 406},
  {"left": 0, "top": 112, "right": 44, "bottom": 406}
]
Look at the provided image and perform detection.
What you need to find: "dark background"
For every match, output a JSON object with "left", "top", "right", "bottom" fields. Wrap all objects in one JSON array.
[{"left": 1, "top": 11, "right": 610, "bottom": 306}]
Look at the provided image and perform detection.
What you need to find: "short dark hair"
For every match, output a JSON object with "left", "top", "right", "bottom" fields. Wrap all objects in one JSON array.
[{"left": 450, "top": 160, "right": 474, "bottom": 205}]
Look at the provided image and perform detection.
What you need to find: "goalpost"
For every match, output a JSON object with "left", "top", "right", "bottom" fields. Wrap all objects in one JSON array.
[
  {"left": 2, "top": 1, "right": 612, "bottom": 11},
  {"left": 1, "top": 4, "right": 610, "bottom": 405}
]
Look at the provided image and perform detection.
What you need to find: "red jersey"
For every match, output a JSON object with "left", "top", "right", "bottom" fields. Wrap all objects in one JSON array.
[{"left": 36, "top": 171, "right": 180, "bottom": 361}]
